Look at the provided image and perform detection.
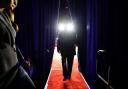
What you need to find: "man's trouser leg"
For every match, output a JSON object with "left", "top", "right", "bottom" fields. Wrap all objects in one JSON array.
[{"left": 67, "top": 54, "right": 74, "bottom": 79}]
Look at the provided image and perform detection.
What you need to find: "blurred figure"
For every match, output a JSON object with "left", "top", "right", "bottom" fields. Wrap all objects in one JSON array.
[
  {"left": 24, "top": 57, "right": 36, "bottom": 79},
  {"left": 57, "top": 19, "right": 77, "bottom": 81},
  {"left": 57, "top": 0, "right": 77, "bottom": 81},
  {"left": 24, "top": 57, "right": 32, "bottom": 76},
  {"left": 0, "top": 0, "right": 35, "bottom": 89}
]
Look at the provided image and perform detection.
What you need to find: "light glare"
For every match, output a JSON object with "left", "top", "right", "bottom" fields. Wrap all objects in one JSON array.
[
  {"left": 58, "top": 23, "right": 65, "bottom": 31},
  {"left": 67, "top": 23, "right": 74, "bottom": 32},
  {"left": 57, "top": 22, "right": 75, "bottom": 33}
]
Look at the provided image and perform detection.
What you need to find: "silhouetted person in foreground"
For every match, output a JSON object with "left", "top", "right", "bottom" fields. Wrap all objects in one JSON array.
[
  {"left": 57, "top": 19, "right": 77, "bottom": 81},
  {"left": 0, "top": 0, "right": 35, "bottom": 89}
]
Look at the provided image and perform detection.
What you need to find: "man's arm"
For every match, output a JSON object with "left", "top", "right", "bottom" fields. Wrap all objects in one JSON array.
[{"left": 57, "top": 38, "right": 61, "bottom": 53}]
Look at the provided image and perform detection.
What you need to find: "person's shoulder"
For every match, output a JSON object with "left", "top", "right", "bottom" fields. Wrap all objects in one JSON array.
[
  {"left": 0, "top": 9, "right": 4, "bottom": 20},
  {"left": 0, "top": 8, "right": 4, "bottom": 13},
  {"left": 0, "top": 10, "right": 8, "bottom": 25},
  {"left": 0, "top": 8, "right": 4, "bottom": 10},
  {"left": 0, "top": 10, "right": 6, "bottom": 30}
]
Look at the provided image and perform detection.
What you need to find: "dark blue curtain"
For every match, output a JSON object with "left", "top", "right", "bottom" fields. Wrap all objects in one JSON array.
[
  {"left": 69, "top": 0, "right": 97, "bottom": 88},
  {"left": 15, "top": 0, "right": 59, "bottom": 88},
  {"left": 69, "top": 0, "right": 116, "bottom": 89},
  {"left": 91, "top": 0, "right": 127, "bottom": 89}
]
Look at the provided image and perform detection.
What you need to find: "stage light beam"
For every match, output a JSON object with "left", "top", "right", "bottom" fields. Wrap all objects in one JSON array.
[
  {"left": 67, "top": 22, "right": 74, "bottom": 32},
  {"left": 58, "top": 22, "right": 75, "bottom": 33}
]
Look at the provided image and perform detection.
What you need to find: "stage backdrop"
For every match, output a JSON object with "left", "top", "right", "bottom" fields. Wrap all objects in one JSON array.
[
  {"left": 14, "top": 0, "right": 113, "bottom": 88},
  {"left": 15, "top": 0, "right": 59, "bottom": 88}
]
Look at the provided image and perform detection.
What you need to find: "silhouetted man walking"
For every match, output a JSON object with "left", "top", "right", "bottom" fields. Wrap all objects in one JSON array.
[{"left": 57, "top": 19, "right": 77, "bottom": 81}]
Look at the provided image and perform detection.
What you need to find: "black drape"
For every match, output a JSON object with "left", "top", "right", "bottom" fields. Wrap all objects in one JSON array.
[
  {"left": 70, "top": 0, "right": 128, "bottom": 89},
  {"left": 69, "top": 0, "right": 96, "bottom": 88},
  {"left": 15, "top": 0, "right": 59, "bottom": 88},
  {"left": 93, "top": 0, "right": 128, "bottom": 89}
]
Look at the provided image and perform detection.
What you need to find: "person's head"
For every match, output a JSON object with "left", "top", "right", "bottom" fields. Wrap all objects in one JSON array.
[{"left": 0, "top": 0, "right": 18, "bottom": 11}]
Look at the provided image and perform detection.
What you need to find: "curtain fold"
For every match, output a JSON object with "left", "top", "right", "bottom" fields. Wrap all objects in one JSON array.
[{"left": 15, "top": 0, "right": 59, "bottom": 88}]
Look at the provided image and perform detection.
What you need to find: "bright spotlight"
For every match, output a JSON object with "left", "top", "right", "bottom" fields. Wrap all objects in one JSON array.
[
  {"left": 58, "top": 23, "right": 65, "bottom": 32},
  {"left": 67, "top": 23, "right": 74, "bottom": 32},
  {"left": 57, "top": 21, "right": 75, "bottom": 33}
]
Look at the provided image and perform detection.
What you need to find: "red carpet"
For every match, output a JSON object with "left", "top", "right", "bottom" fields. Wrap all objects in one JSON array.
[{"left": 45, "top": 47, "right": 90, "bottom": 89}]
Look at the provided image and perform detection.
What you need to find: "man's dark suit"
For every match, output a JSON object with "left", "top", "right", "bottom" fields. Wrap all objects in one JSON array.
[
  {"left": 57, "top": 31, "right": 76, "bottom": 80},
  {"left": 0, "top": 10, "right": 35, "bottom": 89}
]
